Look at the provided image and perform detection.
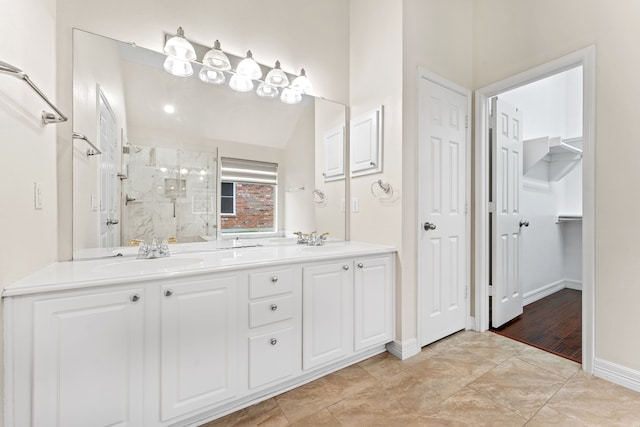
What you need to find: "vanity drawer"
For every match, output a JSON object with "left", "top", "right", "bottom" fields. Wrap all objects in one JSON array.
[
  {"left": 249, "top": 268, "right": 295, "bottom": 299},
  {"left": 249, "top": 294, "right": 294, "bottom": 328},
  {"left": 248, "top": 327, "right": 294, "bottom": 389}
]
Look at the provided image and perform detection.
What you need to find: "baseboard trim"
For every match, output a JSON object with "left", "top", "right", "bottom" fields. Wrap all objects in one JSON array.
[
  {"left": 386, "top": 338, "right": 420, "bottom": 360},
  {"left": 523, "top": 279, "right": 583, "bottom": 306},
  {"left": 594, "top": 358, "right": 640, "bottom": 393}
]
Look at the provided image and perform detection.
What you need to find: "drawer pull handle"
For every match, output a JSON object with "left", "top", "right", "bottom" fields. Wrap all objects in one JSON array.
[
  {"left": 270, "top": 338, "right": 278, "bottom": 346},
  {"left": 270, "top": 304, "right": 278, "bottom": 311},
  {"left": 271, "top": 276, "right": 278, "bottom": 283},
  {"left": 357, "top": 263, "right": 364, "bottom": 268},
  {"left": 164, "top": 289, "right": 174, "bottom": 297},
  {"left": 130, "top": 293, "right": 141, "bottom": 303},
  {"left": 343, "top": 265, "right": 350, "bottom": 271}
]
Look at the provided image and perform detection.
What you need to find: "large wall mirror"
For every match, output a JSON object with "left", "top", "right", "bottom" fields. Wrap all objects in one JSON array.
[{"left": 72, "top": 29, "right": 347, "bottom": 258}]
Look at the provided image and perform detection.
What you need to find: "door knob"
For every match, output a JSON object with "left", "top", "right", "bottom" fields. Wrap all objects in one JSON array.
[
  {"left": 519, "top": 220, "right": 530, "bottom": 228},
  {"left": 423, "top": 222, "right": 437, "bottom": 231},
  {"left": 106, "top": 219, "right": 119, "bottom": 226}
]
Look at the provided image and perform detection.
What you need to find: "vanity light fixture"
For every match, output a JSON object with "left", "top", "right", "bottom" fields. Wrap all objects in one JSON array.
[
  {"left": 256, "top": 82, "right": 279, "bottom": 98},
  {"left": 265, "top": 60, "right": 289, "bottom": 88},
  {"left": 229, "top": 73, "right": 254, "bottom": 92},
  {"left": 202, "top": 40, "right": 231, "bottom": 71},
  {"left": 280, "top": 87, "right": 302, "bottom": 104},
  {"left": 236, "top": 50, "right": 262, "bottom": 80},
  {"left": 199, "top": 66, "right": 226, "bottom": 85},
  {"left": 163, "top": 56, "right": 193, "bottom": 77},
  {"left": 290, "top": 68, "right": 312, "bottom": 94},
  {"left": 163, "top": 27, "right": 197, "bottom": 77}
]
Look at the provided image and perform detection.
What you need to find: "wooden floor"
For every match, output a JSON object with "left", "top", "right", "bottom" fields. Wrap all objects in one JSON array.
[{"left": 491, "top": 288, "right": 582, "bottom": 363}]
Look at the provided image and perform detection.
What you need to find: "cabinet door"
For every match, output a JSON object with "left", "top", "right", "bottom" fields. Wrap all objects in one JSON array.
[
  {"left": 302, "top": 262, "right": 353, "bottom": 370},
  {"left": 354, "top": 256, "right": 394, "bottom": 350},
  {"left": 248, "top": 326, "right": 295, "bottom": 389},
  {"left": 33, "top": 288, "right": 144, "bottom": 427},
  {"left": 160, "top": 275, "right": 238, "bottom": 421},
  {"left": 350, "top": 107, "right": 383, "bottom": 176}
]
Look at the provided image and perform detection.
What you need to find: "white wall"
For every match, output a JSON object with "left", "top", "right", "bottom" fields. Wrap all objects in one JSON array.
[
  {"left": 0, "top": 0, "right": 58, "bottom": 420},
  {"left": 474, "top": 0, "right": 640, "bottom": 372},
  {"left": 400, "top": 0, "right": 474, "bottom": 340}
]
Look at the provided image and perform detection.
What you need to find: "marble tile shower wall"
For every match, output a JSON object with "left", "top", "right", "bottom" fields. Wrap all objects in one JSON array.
[{"left": 123, "top": 146, "right": 218, "bottom": 244}]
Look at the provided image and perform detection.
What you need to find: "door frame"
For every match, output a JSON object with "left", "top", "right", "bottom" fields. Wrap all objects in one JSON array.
[
  {"left": 474, "top": 46, "right": 596, "bottom": 373},
  {"left": 417, "top": 68, "right": 473, "bottom": 348}
]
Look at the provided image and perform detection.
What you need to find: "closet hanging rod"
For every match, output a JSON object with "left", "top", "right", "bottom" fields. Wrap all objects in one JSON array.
[
  {"left": 0, "top": 60, "right": 68, "bottom": 124},
  {"left": 72, "top": 132, "right": 102, "bottom": 156}
]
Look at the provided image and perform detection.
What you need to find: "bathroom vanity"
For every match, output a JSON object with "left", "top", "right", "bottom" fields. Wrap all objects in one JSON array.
[{"left": 3, "top": 241, "right": 395, "bottom": 426}]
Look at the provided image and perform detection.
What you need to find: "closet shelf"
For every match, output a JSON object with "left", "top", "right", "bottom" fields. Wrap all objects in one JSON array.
[
  {"left": 524, "top": 136, "right": 582, "bottom": 181},
  {"left": 556, "top": 214, "right": 582, "bottom": 223}
]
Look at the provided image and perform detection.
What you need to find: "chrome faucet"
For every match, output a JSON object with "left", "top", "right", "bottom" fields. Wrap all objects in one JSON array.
[
  {"left": 137, "top": 238, "right": 171, "bottom": 259},
  {"left": 293, "top": 231, "right": 329, "bottom": 246}
]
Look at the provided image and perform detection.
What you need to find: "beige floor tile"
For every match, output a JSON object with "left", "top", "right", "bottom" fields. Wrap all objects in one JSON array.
[
  {"left": 487, "top": 333, "right": 533, "bottom": 353},
  {"left": 405, "top": 387, "right": 526, "bottom": 427},
  {"left": 328, "top": 371, "right": 442, "bottom": 427},
  {"left": 516, "top": 345, "right": 580, "bottom": 380},
  {"left": 455, "top": 333, "right": 521, "bottom": 365},
  {"left": 200, "top": 399, "right": 289, "bottom": 427},
  {"left": 275, "top": 364, "right": 377, "bottom": 422},
  {"left": 358, "top": 351, "right": 408, "bottom": 379},
  {"left": 288, "top": 409, "right": 341, "bottom": 427},
  {"left": 526, "top": 406, "right": 587, "bottom": 426},
  {"left": 404, "top": 347, "right": 497, "bottom": 399},
  {"left": 467, "top": 357, "right": 566, "bottom": 419},
  {"left": 546, "top": 371, "right": 640, "bottom": 426}
]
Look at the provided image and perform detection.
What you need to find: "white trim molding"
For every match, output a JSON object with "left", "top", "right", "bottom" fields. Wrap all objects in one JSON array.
[
  {"left": 594, "top": 359, "right": 640, "bottom": 393},
  {"left": 523, "top": 280, "right": 583, "bottom": 306},
  {"left": 474, "top": 46, "right": 596, "bottom": 374},
  {"left": 386, "top": 338, "right": 420, "bottom": 360}
]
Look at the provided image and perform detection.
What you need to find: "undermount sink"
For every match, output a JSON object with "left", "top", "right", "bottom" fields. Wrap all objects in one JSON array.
[{"left": 92, "top": 257, "right": 204, "bottom": 275}]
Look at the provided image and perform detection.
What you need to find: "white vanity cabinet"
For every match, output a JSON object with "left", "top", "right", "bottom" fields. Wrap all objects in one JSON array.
[
  {"left": 159, "top": 275, "right": 239, "bottom": 421},
  {"left": 302, "top": 261, "right": 354, "bottom": 370},
  {"left": 16, "top": 286, "right": 145, "bottom": 427},
  {"left": 302, "top": 254, "right": 395, "bottom": 370},
  {"left": 4, "top": 244, "right": 396, "bottom": 427}
]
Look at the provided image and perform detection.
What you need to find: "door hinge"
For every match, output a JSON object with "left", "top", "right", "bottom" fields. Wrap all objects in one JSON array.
[
  {"left": 488, "top": 201, "right": 495, "bottom": 213},
  {"left": 465, "top": 286, "right": 469, "bottom": 299},
  {"left": 465, "top": 115, "right": 469, "bottom": 129},
  {"left": 464, "top": 201, "right": 469, "bottom": 214}
]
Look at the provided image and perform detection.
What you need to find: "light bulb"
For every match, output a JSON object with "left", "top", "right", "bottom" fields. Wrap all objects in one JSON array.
[
  {"left": 290, "top": 68, "right": 312, "bottom": 94},
  {"left": 229, "top": 74, "right": 254, "bottom": 92},
  {"left": 199, "top": 66, "right": 226, "bottom": 85},
  {"left": 280, "top": 87, "right": 302, "bottom": 104},
  {"left": 202, "top": 40, "right": 231, "bottom": 71},
  {"left": 236, "top": 50, "right": 262, "bottom": 80},
  {"left": 256, "top": 82, "right": 279, "bottom": 99},
  {"left": 265, "top": 60, "right": 289, "bottom": 88},
  {"left": 163, "top": 56, "right": 193, "bottom": 77},
  {"left": 163, "top": 27, "right": 196, "bottom": 61}
]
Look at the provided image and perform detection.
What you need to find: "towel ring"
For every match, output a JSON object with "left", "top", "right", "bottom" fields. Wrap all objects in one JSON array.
[
  {"left": 313, "top": 189, "right": 326, "bottom": 203},
  {"left": 370, "top": 179, "right": 393, "bottom": 199}
]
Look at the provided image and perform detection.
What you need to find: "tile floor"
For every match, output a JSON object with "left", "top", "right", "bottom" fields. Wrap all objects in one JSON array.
[{"left": 202, "top": 331, "right": 640, "bottom": 426}]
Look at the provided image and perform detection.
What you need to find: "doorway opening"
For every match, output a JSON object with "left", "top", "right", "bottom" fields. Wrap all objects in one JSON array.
[{"left": 474, "top": 47, "right": 596, "bottom": 372}]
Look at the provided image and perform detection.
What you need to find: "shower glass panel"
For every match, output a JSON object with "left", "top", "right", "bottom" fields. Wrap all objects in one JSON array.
[{"left": 122, "top": 145, "right": 218, "bottom": 244}]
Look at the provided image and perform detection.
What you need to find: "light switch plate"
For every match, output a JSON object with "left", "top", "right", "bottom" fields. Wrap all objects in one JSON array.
[
  {"left": 352, "top": 197, "right": 359, "bottom": 213},
  {"left": 34, "top": 182, "right": 42, "bottom": 210}
]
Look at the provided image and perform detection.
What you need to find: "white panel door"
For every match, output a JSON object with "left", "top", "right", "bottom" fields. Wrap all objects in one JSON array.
[
  {"left": 33, "top": 288, "right": 144, "bottom": 427},
  {"left": 418, "top": 76, "right": 468, "bottom": 347},
  {"left": 354, "top": 256, "right": 394, "bottom": 350},
  {"left": 160, "top": 275, "right": 238, "bottom": 421},
  {"left": 491, "top": 97, "right": 524, "bottom": 327},
  {"left": 98, "top": 88, "right": 119, "bottom": 248},
  {"left": 302, "top": 261, "right": 353, "bottom": 370}
]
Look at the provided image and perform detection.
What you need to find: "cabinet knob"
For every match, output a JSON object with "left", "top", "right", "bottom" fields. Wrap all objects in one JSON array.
[
  {"left": 357, "top": 263, "right": 364, "bottom": 268},
  {"left": 270, "top": 338, "right": 278, "bottom": 346},
  {"left": 164, "top": 289, "right": 174, "bottom": 297},
  {"left": 130, "top": 293, "right": 141, "bottom": 303},
  {"left": 343, "top": 265, "right": 350, "bottom": 271},
  {"left": 270, "top": 304, "right": 278, "bottom": 311},
  {"left": 271, "top": 276, "right": 278, "bottom": 283}
]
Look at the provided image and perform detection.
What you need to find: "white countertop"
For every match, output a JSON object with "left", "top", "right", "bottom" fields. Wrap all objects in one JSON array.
[{"left": 3, "top": 240, "right": 396, "bottom": 297}]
